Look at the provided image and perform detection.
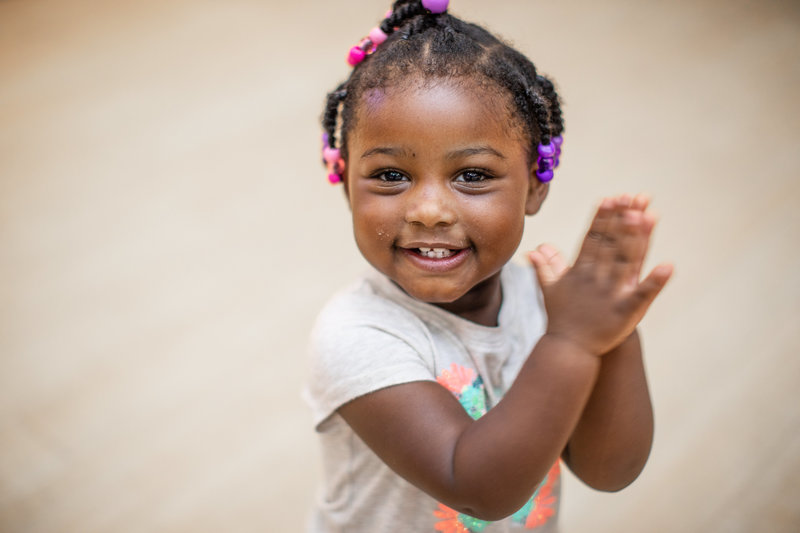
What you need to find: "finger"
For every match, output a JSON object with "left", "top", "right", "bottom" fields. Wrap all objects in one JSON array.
[
  {"left": 593, "top": 201, "right": 631, "bottom": 276},
  {"left": 528, "top": 250, "right": 556, "bottom": 287},
  {"left": 631, "top": 263, "right": 674, "bottom": 311},
  {"left": 537, "top": 243, "right": 569, "bottom": 278},
  {"left": 611, "top": 209, "right": 652, "bottom": 286},
  {"left": 631, "top": 193, "right": 650, "bottom": 212},
  {"left": 614, "top": 193, "right": 633, "bottom": 209},
  {"left": 575, "top": 197, "right": 615, "bottom": 267}
]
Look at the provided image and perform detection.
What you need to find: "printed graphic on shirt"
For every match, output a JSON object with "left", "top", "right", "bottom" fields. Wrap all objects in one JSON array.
[{"left": 434, "top": 363, "right": 560, "bottom": 531}]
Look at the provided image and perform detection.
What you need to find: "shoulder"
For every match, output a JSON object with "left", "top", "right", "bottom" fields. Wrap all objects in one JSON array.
[
  {"left": 306, "top": 274, "right": 438, "bottom": 426},
  {"left": 311, "top": 274, "right": 430, "bottom": 348}
]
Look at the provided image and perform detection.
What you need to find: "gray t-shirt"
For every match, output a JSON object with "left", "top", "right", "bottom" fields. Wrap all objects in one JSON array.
[{"left": 305, "top": 262, "right": 561, "bottom": 532}]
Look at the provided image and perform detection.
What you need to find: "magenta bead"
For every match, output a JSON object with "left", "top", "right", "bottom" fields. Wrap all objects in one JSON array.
[
  {"left": 322, "top": 146, "right": 340, "bottom": 164},
  {"left": 422, "top": 0, "right": 449, "bottom": 13},
  {"left": 368, "top": 27, "right": 388, "bottom": 45},
  {"left": 328, "top": 173, "right": 342, "bottom": 184},
  {"left": 347, "top": 46, "right": 366, "bottom": 66},
  {"left": 536, "top": 169, "right": 554, "bottom": 182}
]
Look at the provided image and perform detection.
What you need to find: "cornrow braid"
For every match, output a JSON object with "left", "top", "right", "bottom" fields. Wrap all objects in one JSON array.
[
  {"left": 322, "top": 83, "right": 347, "bottom": 151},
  {"left": 320, "top": 0, "right": 565, "bottom": 183},
  {"left": 536, "top": 75, "right": 564, "bottom": 137},
  {"left": 529, "top": 89, "right": 553, "bottom": 146},
  {"left": 380, "top": 1, "right": 425, "bottom": 35}
]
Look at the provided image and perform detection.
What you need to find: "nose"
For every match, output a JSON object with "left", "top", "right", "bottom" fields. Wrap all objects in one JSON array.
[{"left": 404, "top": 180, "right": 457, "bottom": 228}]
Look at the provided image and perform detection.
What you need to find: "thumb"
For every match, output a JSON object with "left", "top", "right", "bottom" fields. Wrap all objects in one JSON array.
[
  {"left": 633, "top": 263, "right": 673, "bottom": 308},
  {"left": 528, "top": 250, "right": 556, "bottom": 287}
]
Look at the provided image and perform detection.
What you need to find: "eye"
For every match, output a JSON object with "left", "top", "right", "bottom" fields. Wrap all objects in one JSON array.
[
  {"left": 372, "top": 169, "right": 409, "bottom": 182},
  {"left": 454, "top": 169, "right": 492, "bottom": 183}
]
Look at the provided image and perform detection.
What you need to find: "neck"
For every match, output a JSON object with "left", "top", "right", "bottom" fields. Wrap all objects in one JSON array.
[{"left": 434, "top": 274, "right": 503, "bottom": 327}]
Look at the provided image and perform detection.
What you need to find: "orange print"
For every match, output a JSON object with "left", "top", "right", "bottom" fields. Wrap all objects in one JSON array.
[
  {"left": 434, "top": 503, "right": 470, "bottom": 533},
  {"left": 436, "top": 363, "right": 476, "bottom": 394}
]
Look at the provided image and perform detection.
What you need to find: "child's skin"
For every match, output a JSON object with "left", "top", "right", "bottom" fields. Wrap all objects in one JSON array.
[{"left": 337, "top": 78, "right": 673, "bottom": 520}]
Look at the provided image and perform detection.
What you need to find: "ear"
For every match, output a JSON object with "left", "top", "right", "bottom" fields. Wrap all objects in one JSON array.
[
  {"left": 342, "top": 169, "right": 353, "bottom": 208},
  {"left": 525, "top": 164, "right": 549, "bottom": 215}
]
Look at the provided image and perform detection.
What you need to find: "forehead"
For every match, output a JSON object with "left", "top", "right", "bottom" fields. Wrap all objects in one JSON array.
[{"left": 350, "top": 79, "right": 528, "bottom": 154}]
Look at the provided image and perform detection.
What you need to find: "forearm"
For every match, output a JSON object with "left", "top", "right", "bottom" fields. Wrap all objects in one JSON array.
[
  {"left": 562, "top": 330, "right": 654, "bottom": 491},
  {"left": 449, "top": 333, "right": 601, "bottom": 519}
]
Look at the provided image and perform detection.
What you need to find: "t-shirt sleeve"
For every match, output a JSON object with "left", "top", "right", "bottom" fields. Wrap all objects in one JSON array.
[{"left": 305, "top": 314, "right": 436, "bottom": 428}]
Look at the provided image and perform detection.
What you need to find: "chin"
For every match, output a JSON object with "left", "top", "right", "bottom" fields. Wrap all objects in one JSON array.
[{"left": 400, "top": 282, "right": 468, "bottom": 304}]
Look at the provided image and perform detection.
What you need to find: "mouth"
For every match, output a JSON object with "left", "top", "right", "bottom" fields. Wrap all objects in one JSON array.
[
  {"left": 414, "top": 247, "right": 457, "bottom": 259},
  {"left": 398, "top": 245, "right": 471, "bottom": 271}
]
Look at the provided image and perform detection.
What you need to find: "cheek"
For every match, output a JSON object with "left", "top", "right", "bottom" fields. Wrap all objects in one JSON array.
[
  {"left": 352, "top": 197, "right": 399, "bottom": 244},
  {"left": 464, "top": 195, "right": 527, "bottom": 247}
]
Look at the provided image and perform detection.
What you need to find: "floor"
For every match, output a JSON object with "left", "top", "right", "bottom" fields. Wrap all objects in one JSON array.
[{"left": 1, "top": 0, "right": 799, "bottom": 531}]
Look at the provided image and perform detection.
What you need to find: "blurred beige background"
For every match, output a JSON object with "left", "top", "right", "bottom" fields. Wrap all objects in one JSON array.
[{"left": 1, "top": 0, "right": 798, "bottom": 531}]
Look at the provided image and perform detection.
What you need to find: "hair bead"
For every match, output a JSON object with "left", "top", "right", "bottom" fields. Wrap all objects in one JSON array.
[
  {"left": 537, "top": 142, "right": 556, "bottom": 158},
  {"left": 421, "top": 0, "right": 449, "bottom": 14},
  {"left": 536, "top": 169, "right": 554, "bottom": 182},
  {"left": 537, "top": 157, "right": 554, "bottom": 171},
  {"left": 347, "top": 46, "right": 367, "bottom": 66},
  {"left": 369, "top": 27, "right": 388, "bottom": 45},
  {"left": 322, "top": 146, "right": 340, "bottom": 164}
]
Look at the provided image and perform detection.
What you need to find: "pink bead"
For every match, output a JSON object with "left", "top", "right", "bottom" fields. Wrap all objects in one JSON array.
[
  {"left": 328, "top": 173, "right": 342, "bottom": 184},
  {"left": 422, "top": 0, "right": 449, "bottom": 14},
  {"left": 322, "top": 146, "right": 340, "bottom": 164},
  {"left": 368, "top": 27, "right": 388, "bottom": 46},
  {"left": 347, "top": 46, "right": 366, "bottom": 66}
]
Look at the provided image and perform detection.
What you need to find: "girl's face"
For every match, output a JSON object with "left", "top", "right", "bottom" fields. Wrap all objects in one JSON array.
[{"left": 345, "top": 80, "right": 547, "bottom": 322}]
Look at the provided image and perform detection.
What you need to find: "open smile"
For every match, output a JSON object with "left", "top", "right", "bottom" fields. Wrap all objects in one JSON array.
[{"left": 399, "top": 246, "right": 471, "bottom": 272}]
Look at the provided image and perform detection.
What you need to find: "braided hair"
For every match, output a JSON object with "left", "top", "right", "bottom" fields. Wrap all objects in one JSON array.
[{"left": 321, "top": 0, "right": 563, "bottom": 171}]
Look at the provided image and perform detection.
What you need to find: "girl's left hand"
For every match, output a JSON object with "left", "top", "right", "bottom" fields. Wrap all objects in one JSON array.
[{"left": 528, "top": 193, "right": 673, "bottom": 355}]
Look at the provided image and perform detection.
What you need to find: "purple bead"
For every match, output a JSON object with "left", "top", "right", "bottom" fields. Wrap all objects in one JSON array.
[
  {"left": 321, "top": 132, "right": 329, "bottom": 145},
  {"left": 537, "top": 157, "right": 554, "bottom": 171},
  {"left": 421, "top": 0, "right": 449, "bottom": 14},
  {"left": 552, "top": 135, "right": 564, "bottom": 147},
  {"left": 554, "top": 157, "right": 560, "bottom": 168},
  {"left": 347, "top": 46, "right": 366, "bottom": 66},
  {"left": 536, "top": 169, "right": 554, "bottom": 183},
  {"left": 537, "top": 142, "right": 556, "bottom": 158}
]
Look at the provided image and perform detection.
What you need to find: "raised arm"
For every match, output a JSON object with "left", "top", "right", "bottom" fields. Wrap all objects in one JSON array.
[
  {"left": 529, "top": 194, "right": 667, "bottom": 491},
  {"left": 338, "top": 194, "right": 672, "bottom": 520}
]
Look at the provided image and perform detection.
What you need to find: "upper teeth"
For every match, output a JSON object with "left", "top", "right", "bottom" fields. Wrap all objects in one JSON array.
[{"left": 418, "top": 247, "right": 454, "bottom": 259}]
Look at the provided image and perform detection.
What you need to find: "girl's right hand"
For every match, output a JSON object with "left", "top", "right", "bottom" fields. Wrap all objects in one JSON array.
[{"left": 528, "top": 194, "right": 673, "bottom": 356}]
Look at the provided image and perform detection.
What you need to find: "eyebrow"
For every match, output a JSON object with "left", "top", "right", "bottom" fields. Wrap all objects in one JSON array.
[
  {"left": 447, "top": 146, "right": 506, "bottom": 159},
  {"left": 360, "top": 145, "right": 506, "bottom": 159},
  {"left": 360, "top": 146, "right": 413, "bottom": 159},
  {"left": 447, "top": 146, "right": 506, "bottom": 160}
]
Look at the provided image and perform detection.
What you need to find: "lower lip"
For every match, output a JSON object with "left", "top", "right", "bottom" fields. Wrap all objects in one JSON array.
[{"left": 400, "top": 248, "right": 471, "bottom": 272}]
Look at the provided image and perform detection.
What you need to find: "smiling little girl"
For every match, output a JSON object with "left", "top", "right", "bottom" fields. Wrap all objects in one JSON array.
[{"left": 305, "top": 1, "right": 673, "bottom": 531}]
